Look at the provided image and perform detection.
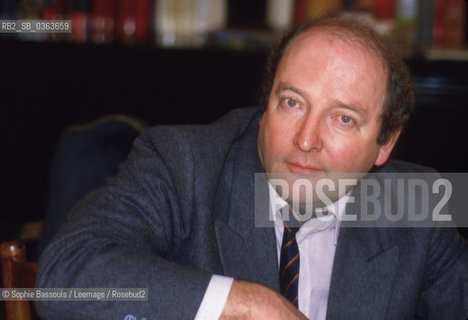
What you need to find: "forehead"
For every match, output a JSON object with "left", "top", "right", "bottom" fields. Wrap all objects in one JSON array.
[
  {"left": 275, "top": 28, "right": 388, "bottom": 115},
  {"left": 281, "top": 28, "right": 386, "bottom": 74}
]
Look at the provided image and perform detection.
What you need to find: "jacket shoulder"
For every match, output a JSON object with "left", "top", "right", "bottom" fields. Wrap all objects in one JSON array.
[
  {"left": 376, "top": 159, "right": 437, "bottom": 173},
  {"left": 138, "top": 107, "right": 261, "bottom": 167}
]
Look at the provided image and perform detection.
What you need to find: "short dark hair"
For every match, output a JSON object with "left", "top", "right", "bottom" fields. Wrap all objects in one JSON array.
[{"left": 259, "top": 17, "right": 414, "bottom": 145}]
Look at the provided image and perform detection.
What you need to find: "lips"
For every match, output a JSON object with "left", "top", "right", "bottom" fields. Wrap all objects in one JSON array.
[{"left": 286, "top": 161, "right": 324, "bottom": 174}]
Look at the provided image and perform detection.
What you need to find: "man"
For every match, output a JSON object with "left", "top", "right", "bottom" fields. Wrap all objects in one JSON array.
[{"left": 37, "top": 17, "right": 468, "bottom": 319}]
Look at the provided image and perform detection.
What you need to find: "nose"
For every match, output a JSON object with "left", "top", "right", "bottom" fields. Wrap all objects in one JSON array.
[{"left": 293, "top": 113, "right": 323, "bottom": 152}]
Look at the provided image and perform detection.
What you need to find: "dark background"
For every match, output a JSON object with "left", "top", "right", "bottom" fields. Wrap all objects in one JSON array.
[{"left": 1, "top": 37, "right": 468, "bottom": 242}]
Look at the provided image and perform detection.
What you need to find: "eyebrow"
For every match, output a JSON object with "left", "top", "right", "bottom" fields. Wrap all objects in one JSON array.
[
  {"left": 332, "top": 100, "right": 368, "bottom": 118},
  {"left": 276, "top": 82, "right": 368, "bottom": 118},
  {"left": 275, "top": 82, "right": 308, "bottom": 99}
]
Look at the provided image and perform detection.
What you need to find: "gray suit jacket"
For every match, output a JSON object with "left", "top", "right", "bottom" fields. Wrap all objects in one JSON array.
[{"left": 37, "top": 107, "right": 468, "bottom": 320}]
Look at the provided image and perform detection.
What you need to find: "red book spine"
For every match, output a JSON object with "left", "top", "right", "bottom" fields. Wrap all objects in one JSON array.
[
  {"left": 294, "top": 0, "right": 308, "bottom": 25},
  {"left": 92, "top": 0, "right": 115, "bottom": 44},
  {"left": 71, "top": 11, "right": 87, "bottom": 43},
  {"left": 433, "top": 0, "right": 448, "bottom": 48},
  {"left": 116, "top": 0, "right": 134, "bottom": 44},
  {"left": 134, "top": 0, "right": 150, "bottom": 44},
  {"left": 443, "top": 0, "right": 466, "bottom": 48},
  {"left": 433, "top": 0, "right": 466, "bottom": 48},
  {"left": 116, "top": 0, "right": 150, "bottom": 45},
  {"left": 372, "top": 0, "right": 396, "bottom": 19}
]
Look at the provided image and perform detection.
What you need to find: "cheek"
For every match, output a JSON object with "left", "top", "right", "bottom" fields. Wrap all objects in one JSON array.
[
  {"left": 261, "top": 116, "right": 293, "bottom": 164},
  {"left": 266, "top": 119, "right": 293, "bottom": 153},
  {"left": 325, "top": 136, "right": 378, "bottom": 172}
]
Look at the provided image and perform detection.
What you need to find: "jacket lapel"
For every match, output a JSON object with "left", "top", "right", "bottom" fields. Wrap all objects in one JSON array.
[
  {"left": 326, "top": 194, "right": 400, "bottom": 319},
  {"left": 214, "top": 116, "right": 279, "bottom": 291}
]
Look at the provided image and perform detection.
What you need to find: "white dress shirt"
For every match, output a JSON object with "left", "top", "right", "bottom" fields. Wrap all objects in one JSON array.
[{"left": 195, "top": 183, "right": 350, "bottom": 320}]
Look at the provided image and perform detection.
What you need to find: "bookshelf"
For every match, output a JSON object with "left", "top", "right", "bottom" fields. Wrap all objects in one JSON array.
[{"left": 1, "top": 0, "right": 467, "bottom": 55}]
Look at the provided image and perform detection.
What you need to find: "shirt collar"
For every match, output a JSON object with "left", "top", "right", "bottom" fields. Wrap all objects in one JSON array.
[{"left": 267, "top": 181, "right": 351, "bottom": 245}]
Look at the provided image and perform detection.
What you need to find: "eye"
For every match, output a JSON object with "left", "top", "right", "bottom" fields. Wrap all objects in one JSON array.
[
  {"left": 285, "top": 98, "right": 298, "bottom": 108},
  {"left": 338, "top": 115, "right": 353, "bottom": 124}
]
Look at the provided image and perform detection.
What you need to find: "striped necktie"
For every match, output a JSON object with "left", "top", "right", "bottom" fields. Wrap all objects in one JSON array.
[{"left": 279, "top": 209, "right": 302, "bottom": 308}]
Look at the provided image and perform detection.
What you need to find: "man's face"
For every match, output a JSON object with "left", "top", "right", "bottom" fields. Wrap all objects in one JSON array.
[{"left": 257, "top": 30, "right": 400, "bottom": 205}]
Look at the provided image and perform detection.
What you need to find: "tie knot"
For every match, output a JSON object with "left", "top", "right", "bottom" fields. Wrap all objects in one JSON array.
[{"left": 281, "top": 205, "right": 303, "bottom": 229}]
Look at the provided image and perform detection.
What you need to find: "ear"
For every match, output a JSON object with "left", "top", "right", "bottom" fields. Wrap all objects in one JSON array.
[{"left": 374, "top": 127, "right": 402, "bottom": 167}]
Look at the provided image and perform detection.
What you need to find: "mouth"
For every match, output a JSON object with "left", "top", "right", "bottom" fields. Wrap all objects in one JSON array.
[{"left": 286, "top": 162, "right": 324, "bottom": 174}]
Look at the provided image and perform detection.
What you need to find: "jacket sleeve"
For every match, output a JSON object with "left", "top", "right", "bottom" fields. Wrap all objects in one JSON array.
[
  {"left": 36, "top": 129, "right": 213, "bottom": 320},
  {"left": 416, "top": 227, "right": 468, "bottom": 320}
]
